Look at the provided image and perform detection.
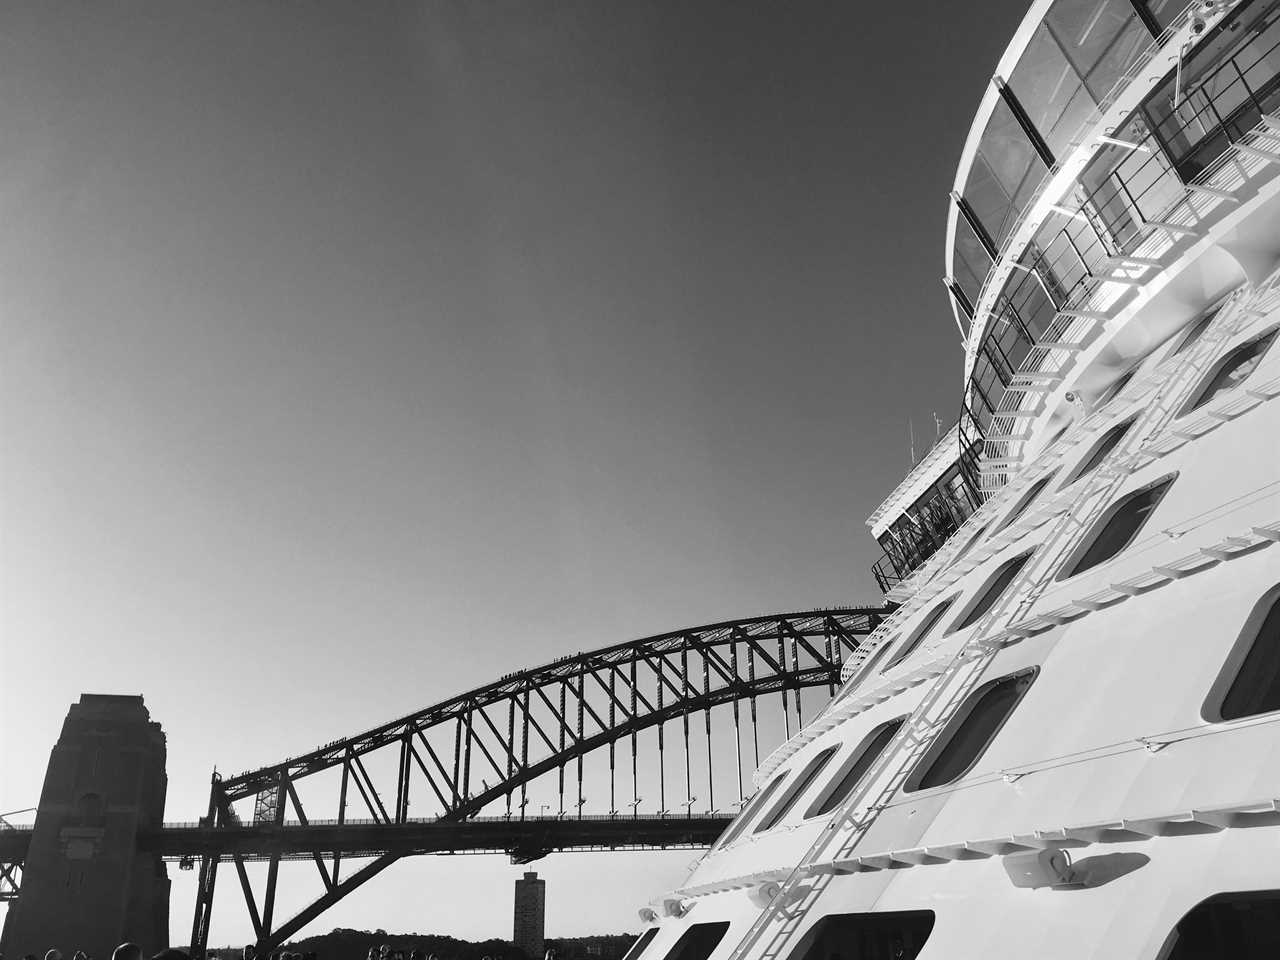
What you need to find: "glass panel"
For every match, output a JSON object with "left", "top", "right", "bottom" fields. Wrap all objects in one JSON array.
[
  {"left": 911, "top": 671, "right": 1035, "bottom": 790},
  {"left": 1145, "top": 0, "right": 1183, "bottom": 31},
  {"left": 785, "top": 911, "right": 936, "bottom": 960},
  {"left": 954, "top": 215, "right": 994, "bottom": 307},
  {"left": 1062, "top": 476, "right": 1175, "bottom": 578},
  {"left": 1172, "top": 308, "right": 1220, "bottom": 356},
  {"left": 661, "top": 923, "right": 730, "bottom": 960},
  {"left": 1220, "top": 593, "right": 1280, "bottom": 720},
  {"left": 1067, "top": 416, "right": 1136, "bottom": 482},
  {"left": 713, "top": 773, "right": 787, "bottom": 848},
  {"left": 807, "top": 719, "right": 905, "bottom": 818},
  {"left": 1046, "top": 0, "right": 1148, "bottom": 100},
  {"left": 950, "top": 552, "right": 1034, "bottom": 633},
  {"left": 755, "top": 746, "right": 839, "bottom": 833},
  {"left": 623, "top": 929, "right": 660, "bottom": 960},
  {"left": 964, "top": 100, "right": 1047, "bottom": 248},
  {"left": 1010, "top": 23, "right": 1100, "bottom": 156},
  {"left": 1184, "top": 330, "right": 1278, "bottom": 413},
  {"left": 1166, "top": 892, "right": 1280, "bottom": 958},
  {"left": 886, "top": 598, "right": 956, "bottom": 670},
  {"left": 994, "top": 472, "right": 1056, "bottom": 533}
]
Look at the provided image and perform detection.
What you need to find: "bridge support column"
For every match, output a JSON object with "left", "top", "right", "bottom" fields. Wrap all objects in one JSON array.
[{"left": 1, "top": 695, "right": 169, "bottom": 959}]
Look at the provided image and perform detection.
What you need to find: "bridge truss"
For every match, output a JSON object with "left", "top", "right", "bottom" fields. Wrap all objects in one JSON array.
[{"left": 189, "top": 607, "right": 884, "bottom": 953}]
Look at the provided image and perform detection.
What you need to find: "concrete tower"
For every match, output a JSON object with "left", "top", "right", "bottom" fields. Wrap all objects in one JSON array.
[
  {"left": 513, "top": 870, "right": 546, "bottom": 960},
  {"left": 1, "top": 695, "right": 170, "bottom": 958}
]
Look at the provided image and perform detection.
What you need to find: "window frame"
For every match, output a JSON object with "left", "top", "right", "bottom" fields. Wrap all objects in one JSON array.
[
  {"left": 659, "top": 923, "right": 731, "bottom": 960},
  {"left": 622, "top": 929, "right": 660, "bottom": 960},
  {"left": 884, "top": 596, "right": 957, "bottom": 671},
  {"left": 1155, "top": 889, "right": 1280, "bottom": 960},
  {"left": 753, "top": 744, "right": 840, "bottom": 834},
  {"left": 992, "top": 471, "right": 1057, "bottom": 535},
  {"left": 783, "top": 910, "right": 937, "bottom": 960},
  {"left": 711, "top": 771, "right": 788, "bottom": 850},
  {"left": 804, "top": 716, "right": 907, "bottom": 820},
  {"left": 1061, "top": 416, "right": 1138, "bottom": 487},
  {"left": 1202, "top": 583, "right": 1280, "bottom": 723},
  {"left": 1056, "top": 473, "right": 1177, "bottom": 581},
  {"left": 904, "top": 667, "right": 1038, "bottom": 793},
  {"left": 1169, "top": 306, "right": 1221, "bottom": 358},
  {"left": 1179, "top": 326, "right": 1278, "bottom": 417},
  {"left": 945, "top": 550, "right": 1035, "bottom": 636}
]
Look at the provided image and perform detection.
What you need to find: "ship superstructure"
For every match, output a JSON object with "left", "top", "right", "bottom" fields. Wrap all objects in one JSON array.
[{"left": 633, "top": 0, "right": 1280, "bottom": 956}]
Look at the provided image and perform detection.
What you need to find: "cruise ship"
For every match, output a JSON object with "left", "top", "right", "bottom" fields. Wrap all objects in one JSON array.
[{"left": 634, "top": 0, "right": 1280, "bottom": 956}]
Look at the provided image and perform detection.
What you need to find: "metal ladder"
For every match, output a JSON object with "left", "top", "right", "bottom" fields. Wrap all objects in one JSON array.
[{"left": 720, "top": 290, "right": 1255, "bottom": 960}]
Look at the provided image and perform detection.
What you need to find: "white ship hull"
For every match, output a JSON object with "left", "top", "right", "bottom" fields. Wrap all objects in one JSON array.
[{"left": 634, "top": 0, "right": 1280, "bottom": 955}]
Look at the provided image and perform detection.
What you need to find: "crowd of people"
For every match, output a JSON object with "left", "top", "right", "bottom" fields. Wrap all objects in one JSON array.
[
  {"left": 9, "top": 945, "right": 192, "bottom": 960},
  {"left": 4, "top": 940, "right": 527, "bottom": 960}
]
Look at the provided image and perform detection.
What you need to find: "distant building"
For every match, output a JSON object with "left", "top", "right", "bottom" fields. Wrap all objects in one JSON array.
[{"left": 513, "top": 871, "right": 546, "bottom": 959}]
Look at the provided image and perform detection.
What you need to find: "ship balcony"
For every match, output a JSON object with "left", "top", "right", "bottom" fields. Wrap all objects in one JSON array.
[{"left": 947, "top": 0, "right": 1280, "bottom": 496}]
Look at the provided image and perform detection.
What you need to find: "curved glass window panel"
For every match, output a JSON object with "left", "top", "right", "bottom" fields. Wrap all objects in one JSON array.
[
  {"left": 1172, "top": 309, "right": 1220, "bottom": 357},
  {"left": 964, "top": 100, "right": 1047, "bottom": 249},
  {"left": 712, "top": 772, "right": 786, "bottom": 848},
  {"left": 954, "top": 215, "right": 995, "bottom": 308},
  {"left": 1183, "top": 330, "right": 1278, "bottom": 414},
  {"left": 784, "top": 911, "right": 936, "bottom": 960},
  {"left": 1145, "top": 0, "right": 1184, "bottom": 31},
  {"left": 949, "top": 551, "right": 1034, "bottom": 634},
  {"left": 806, "top": 718, "right": 906, "bottom": 819},
  {"left": 754, "top": 745, "right": 839, "bottom": 834},
  {"left": 1066, "top": 416, "right": 1136, "bottom": 484},
  {"left": 1061, "top": 476, "right": 1175, "bottom": 579},
  {"left": 1164, "top": 891, "right": 1280, "bottom": 958},
  {"left": 885, "top": 597, "right": 956, "bottom": 671},
  {"left": 909, "top": 670, "right": 1036, "bottom": 791},
  {"left": 1045, "top": 0, "right": 1147, "bottom": 100},
  {"left": 1218, "top": 592, "right": 1280, "bottom": 721},
  {"left": 661, "top": 923, "right": 730, "bottom": 960},
  {"left": 622, "top": 929, "right": 660, "bottom": 960},
  {"left": 1009, "top": 23, "right": 1100, "bottom": 157},
  {"left": 994, "top": 472, "right": 1056, "bottom": 534}
]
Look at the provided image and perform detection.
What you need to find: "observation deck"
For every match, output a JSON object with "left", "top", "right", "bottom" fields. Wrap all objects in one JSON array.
[{"left": 870, "top": 0, "right": 1280, "bottom": 592}]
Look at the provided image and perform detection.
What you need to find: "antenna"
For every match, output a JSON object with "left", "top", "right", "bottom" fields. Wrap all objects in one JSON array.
[
  {"left": 933, "top": 412, "right": 944, "bottom": 438},
  {"left": 909, "top": 418, "right": 916, "bottom": 464}
]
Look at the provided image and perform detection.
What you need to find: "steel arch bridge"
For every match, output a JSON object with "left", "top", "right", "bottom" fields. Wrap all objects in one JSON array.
[{"left": 189, "top": 607, "right": 885, "bottom": 953}]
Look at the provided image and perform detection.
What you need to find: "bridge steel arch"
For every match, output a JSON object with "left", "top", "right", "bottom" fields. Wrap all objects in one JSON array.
[{"left": 190, "top": 607, "right": 885, "bottom": 953}]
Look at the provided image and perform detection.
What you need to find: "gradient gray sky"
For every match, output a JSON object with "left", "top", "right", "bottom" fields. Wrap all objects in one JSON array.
[{"left": 0, "top": 0, "right": 1030, "bottom": 944}]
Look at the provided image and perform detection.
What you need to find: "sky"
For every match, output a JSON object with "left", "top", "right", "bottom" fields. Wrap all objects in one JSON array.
[{"left": 0, "top": 0, "right": 1031, "bottom": 946}]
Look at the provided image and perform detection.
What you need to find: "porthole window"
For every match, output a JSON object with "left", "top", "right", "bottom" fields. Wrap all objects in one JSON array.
[
  {"left": 1182, "top": 328, "right": 1278, "bottom": 415},
  {"left": 754, "top": 745, "right": 839, "bottom": 833},
  {"left": 884, "top": 597, "right": 956, "bottom": 671},
  {"left": 1171, "top": 308, "right": 1219, "bottom": 358},
  {"left": 946, "top": 551, "right": 1033, "bottom": 634},
  {"left": 1160, "top": 891, "right": 1280, "bottom": 958},
  {"left": 712, "top": 771, "right": 787, "bottom": 849},
  {"left": 992, "top": 472, "right": 1056, "bottom": 534},
  {"left": 1063, "top": 417, "right": 1136, "bottom": 485},
  {"left": 1204, "top": 586, "right": 1280, "bottom": 722},
  {"left": 1058, "top": 475, "right": 1176, "bottom": 580},
  {"left": 661, "top": 923, "right": 730, "bottom": 960},
  {"left": 906, "top": 669, "right": 1036, "bottom": 792},
  {"left": 805, "top": 717, "right": 905, "bottom": 819},
  {"left": 784, "top": 910, "right": 936, "bottom": 960},
  {"left": 622, "top": 929, "right": 660, "bottom": 960}
]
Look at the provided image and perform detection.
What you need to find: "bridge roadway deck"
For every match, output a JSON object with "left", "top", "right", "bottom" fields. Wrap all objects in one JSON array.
[{"left": 0, "top": 814, "right": 731, "bottom": 863}]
